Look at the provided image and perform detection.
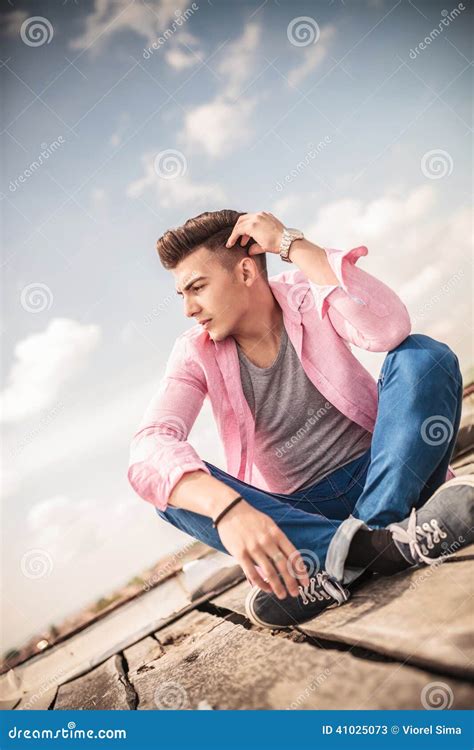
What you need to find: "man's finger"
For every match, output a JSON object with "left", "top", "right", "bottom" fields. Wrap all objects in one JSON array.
[
  {"left": 277, "top": 536, "right": 311, "bottom": 587},
  {"left": 251, "top": 550, "right": 287, "bottom": 599},
  {"left": 226, "top": 217, "right": 253, "bottom": 247},
  {"left": 225, "top": 216, "right": 245, "bottom": 247},
  {"left": 266, "top": 545, "right": 300, "bottom": 597},
  {"left": 240, "top": 553, "right": 272, "bottom": 592},
  {"left": 248, "top": 243, "right": 264, "bottom": 255}
]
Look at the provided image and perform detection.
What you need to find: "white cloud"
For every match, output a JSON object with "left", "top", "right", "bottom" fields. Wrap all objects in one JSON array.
[
  {"left": 180, "top": 97, "right": 256, "bottom": 158},
  {"left": 286, "top": 24, "right": 336, "bottom": 88},
  {"left": 126, "top": 151, "right": 225, "bottom": 207},
  {"left": 178, "top": 22, "right": 262, "bottom": 158},
  {"left": 272, "top": 192, "right": 319, "bottom": 220},
  {"left": 26, "top": 495, "right": 104, "bottom": 563},
  {"left": 69, "top": 0, "right": 200, "bottom": 60},
  {"left": 4, "top": 364, "right": 225, "bottom": 502},
  {"left": 398, "top": 265, "right": 442, "bottom": 305},
  {"left": 302, "top": 183, "right": 436, "bottom": 251},
  {"left": 286, "top": 184, "right": 472, "bottom": 371},
  {"left": 159, "top": 173, "right": 226, "bottom": 209},
  {"left": 108, "top": 112, "right": 131, "bottom": 148},
  {"left": 164, "top": 31, "right": 204, "bottom": 71},
  {"left": 0, "top": 9, "right": 28, "bottom": 38},
  {"left": 1, "top": 318, "right": 100, "bottom": 424},
  {"left": 126, "top": 153, "right": 156, "bottom": 199},
  {"left": 3, "top": 373, "right": 155, "bottom": 498},
  {"left": 164, "top": 46, "right": 198, "bottom": 70},
  {"left": 216, "top": 22, "right": 261, "bottom": 100},
  {"left": 69, "top": 0, "right": 155, "bottom": 53}
]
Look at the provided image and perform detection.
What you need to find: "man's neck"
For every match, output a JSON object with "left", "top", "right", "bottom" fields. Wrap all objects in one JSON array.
[{"left": 231, "top": 288, "right": 284, "bottom": 365}]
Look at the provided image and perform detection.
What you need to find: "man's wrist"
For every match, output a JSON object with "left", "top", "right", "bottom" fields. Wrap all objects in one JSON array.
[
  {"left": 168, "top": 471, "right": 245, "bottom": 520},
  {"left": 208, "top": 484, "right": 245, "bottom": 519},
  {"left": 212, "top": 496, "right": 244, "bottom": 529},
  {"left": 279, "top": 227, "right": 304, "bottom": 262},
  {"left": 289, "top": 239, "right": 339, "bottom": 285}
]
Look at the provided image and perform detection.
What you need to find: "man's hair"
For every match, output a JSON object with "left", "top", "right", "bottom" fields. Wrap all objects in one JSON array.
[{"left": 156, "top": 209, "right": 268, "bottom": 279}]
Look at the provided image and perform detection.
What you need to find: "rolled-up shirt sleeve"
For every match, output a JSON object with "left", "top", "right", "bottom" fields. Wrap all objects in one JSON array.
[
  {"left": 127, "top": 336, "right": 211, "bottom": 511},
  {"left": 309, "top": 244, "right": 412, "bottom": 352}
]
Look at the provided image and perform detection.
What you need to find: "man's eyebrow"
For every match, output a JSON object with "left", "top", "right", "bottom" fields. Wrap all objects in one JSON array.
[{"left": 176, "top": 275, "right": 208, "bottom": 295}]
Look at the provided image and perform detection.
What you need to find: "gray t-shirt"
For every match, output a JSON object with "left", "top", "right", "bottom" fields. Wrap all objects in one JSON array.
[{"left": 236, "top": 325, "right": 372, "bottom": 494}]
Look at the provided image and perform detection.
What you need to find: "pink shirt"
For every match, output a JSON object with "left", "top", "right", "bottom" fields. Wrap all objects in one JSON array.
[{"left": 128, "top": 245, "right": 455, "bottom": 511}]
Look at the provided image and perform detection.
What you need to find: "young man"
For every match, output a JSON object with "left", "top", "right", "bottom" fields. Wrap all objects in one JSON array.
[{"left": 128, "top": 209, "right": 474, "bottom": 629}]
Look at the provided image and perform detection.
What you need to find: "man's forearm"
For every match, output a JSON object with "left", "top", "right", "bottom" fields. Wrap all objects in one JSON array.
[
  {"left": 168, "top": 469, "right": 241, "bottom": 518},
  {"left": 288, "top": 239, "right": 339, "bottom": 286}
]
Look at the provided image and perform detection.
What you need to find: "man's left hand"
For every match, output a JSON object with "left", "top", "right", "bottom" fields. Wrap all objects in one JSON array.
[{"left": 226, "top": 212, "right": 285, "bottom": 255}]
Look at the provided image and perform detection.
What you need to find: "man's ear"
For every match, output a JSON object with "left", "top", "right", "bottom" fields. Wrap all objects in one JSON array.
[{"left": 240, "top": 255, "right": 259, "bottom": 284}]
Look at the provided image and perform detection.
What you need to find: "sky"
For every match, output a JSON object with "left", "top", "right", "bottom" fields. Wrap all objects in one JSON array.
[{"left": 1, "top": 0, "right": 472, "bottom": 653}]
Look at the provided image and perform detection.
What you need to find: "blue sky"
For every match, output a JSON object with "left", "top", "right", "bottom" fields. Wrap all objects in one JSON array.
[{"left": 1, "top": 0, "right": 472, "bottom": 652}]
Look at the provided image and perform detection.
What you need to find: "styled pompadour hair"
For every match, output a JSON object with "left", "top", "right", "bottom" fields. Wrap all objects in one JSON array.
[{"left": 156, "top": 209, "right": 268, "bottom": 279}]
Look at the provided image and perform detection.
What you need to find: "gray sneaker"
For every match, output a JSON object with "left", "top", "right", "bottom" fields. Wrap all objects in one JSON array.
[
  {"left": 245, "top": 571, "right": 351, "bottom": 630},
  {"left": 388, "top": 475, "right": 474, "bottom": 566}
]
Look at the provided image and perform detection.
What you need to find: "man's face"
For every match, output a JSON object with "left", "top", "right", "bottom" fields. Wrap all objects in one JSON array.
[{"left": 173, "top": 246, "right": 248, "bottom": 342}]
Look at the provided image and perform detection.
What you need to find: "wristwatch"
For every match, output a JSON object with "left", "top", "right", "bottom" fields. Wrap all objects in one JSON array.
[{"left": 279, "top": 227, "right": 304, "bottom": 263}]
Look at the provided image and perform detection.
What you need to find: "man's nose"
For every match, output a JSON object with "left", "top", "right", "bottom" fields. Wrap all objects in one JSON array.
[{"left": 184, "top": 297, "right": 201, "bottom": 318}]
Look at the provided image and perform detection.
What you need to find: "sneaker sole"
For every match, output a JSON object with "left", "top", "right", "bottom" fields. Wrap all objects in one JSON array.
[{"left": 244, "top": 586, "right": 292, "bottom": 630}]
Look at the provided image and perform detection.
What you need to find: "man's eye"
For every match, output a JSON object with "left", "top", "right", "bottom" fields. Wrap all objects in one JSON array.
[{"left": 193, "top": 285, "right": 204, "bottom": 292}]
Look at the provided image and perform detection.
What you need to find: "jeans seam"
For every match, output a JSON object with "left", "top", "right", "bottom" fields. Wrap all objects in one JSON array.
[{"left": 325, "top": 455, "right": 371, "bottom": 499}]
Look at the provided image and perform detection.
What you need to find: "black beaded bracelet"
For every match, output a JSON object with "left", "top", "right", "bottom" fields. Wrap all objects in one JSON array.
[{"left": 212, "top": 495, "right": 244, "bottom": 529}]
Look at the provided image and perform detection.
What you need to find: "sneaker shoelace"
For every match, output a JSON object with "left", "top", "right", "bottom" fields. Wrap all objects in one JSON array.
[
  {"left": 390, "top": 508, "right": 449, "bottom": 565},
  {"left": 298, "top": 571, "right": 350, "bottom": 606}
]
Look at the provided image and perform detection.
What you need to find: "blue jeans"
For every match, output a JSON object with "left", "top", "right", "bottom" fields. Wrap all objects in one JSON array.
[{"left": 155, "top": 334, "right": 463, "bottom": 585}]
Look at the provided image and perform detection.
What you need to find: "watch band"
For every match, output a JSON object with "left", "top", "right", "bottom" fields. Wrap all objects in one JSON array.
[{"left": 279, "top": 228, "right": 304, "bottom": 263}]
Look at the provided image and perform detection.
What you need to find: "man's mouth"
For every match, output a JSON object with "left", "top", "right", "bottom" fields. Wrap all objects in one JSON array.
[{"left": 199, "top": 318, "right": 212, "bottom": 329}]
